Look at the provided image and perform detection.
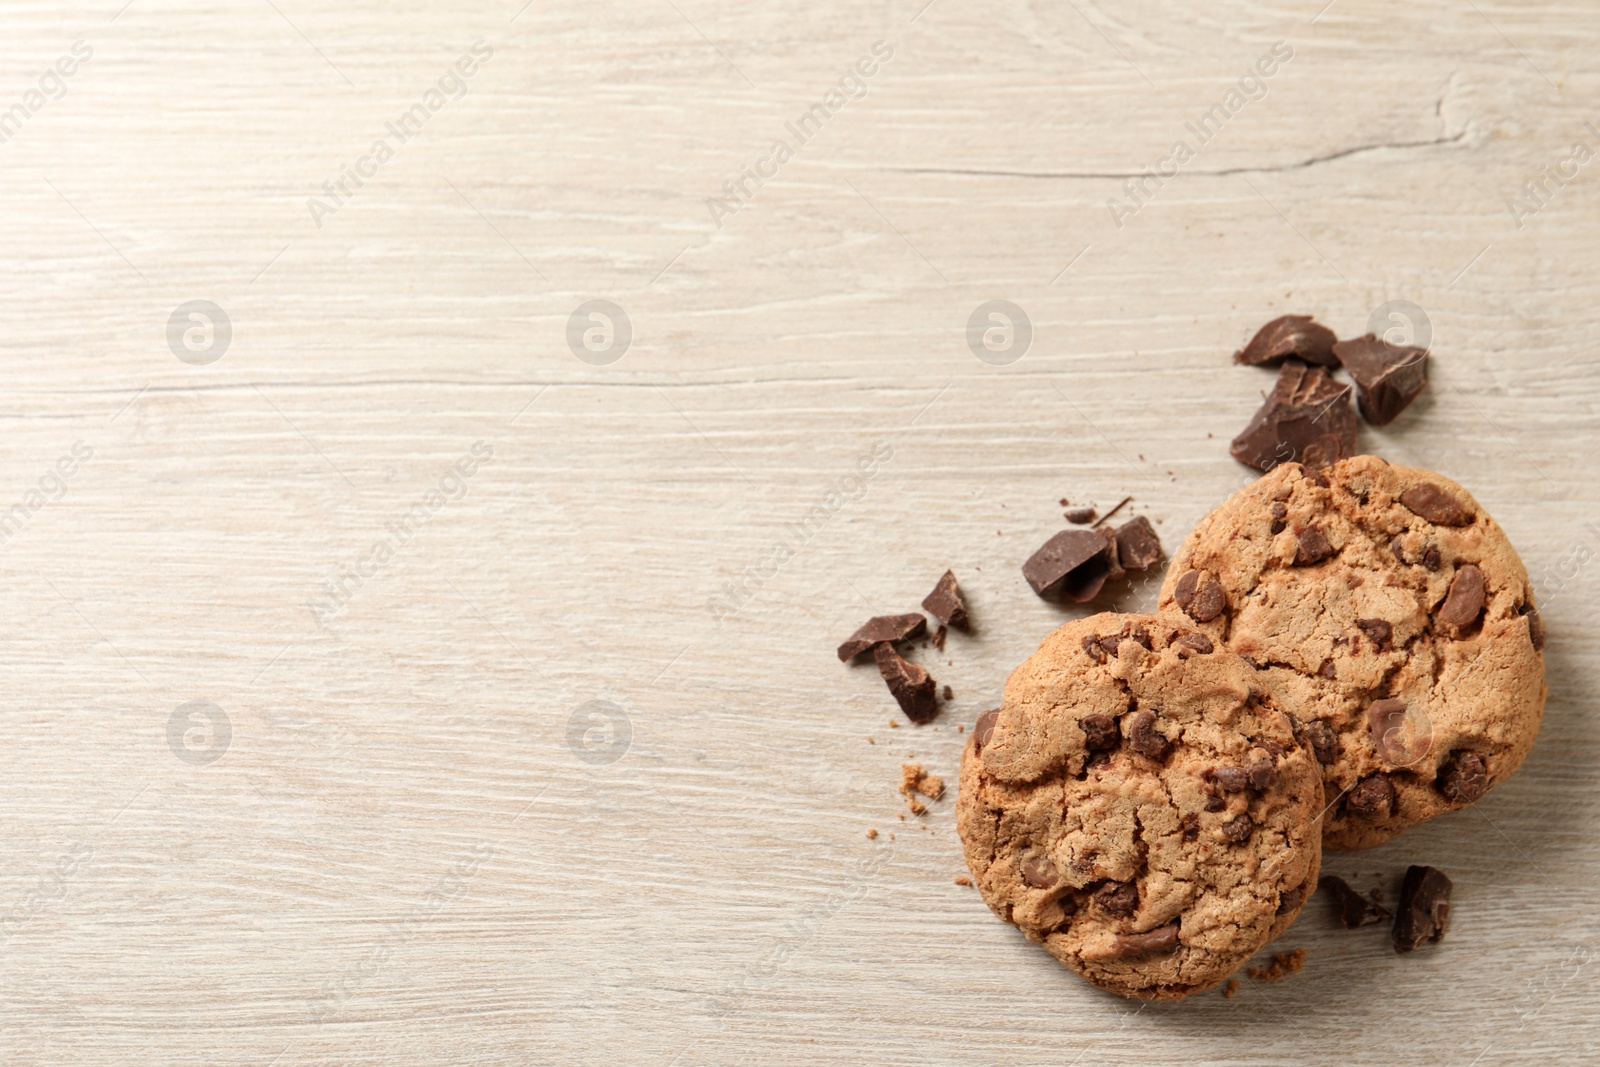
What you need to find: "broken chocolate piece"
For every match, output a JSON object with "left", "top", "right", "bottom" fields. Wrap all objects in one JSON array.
[
  {"left": 1023, "top": 529, "right": 1116, "bottom": 602},
  {"left": 1233, "top": 314, "right": 1340, "bottom": 367},
  {"left": 1277, "top": 881, "right": 1310, "bottom": 915},
  {"left": 1212, "top": 766, "right": 1248, "bottom": 793},
  {"left": 1021, "top": 854, "right": 1059, "bottom": 888},
  {"left": 1081, "top": 634, "right": 1108, "bottom": 664},
  {"left": 1293, "top": 525, "right": 1335, "bottom": 566},
  {"left": 1520, "top": 603, "right": 1546, "bottom": 651},
  {"left": 1080, "top": 714, "right": 1120, "bottom": 751},
  {"left": 1319, "top": 875, "right": 1392, "bottom": 928},
  {"left": 1356, "top": 618, "right": 1394, "bottom": 651},
  {"left": 837, "top": 613, "right": 927, "bottom": 662},
  {"left": 1180, "top": 813, "right": 1199, "bottom": 842},
  {"left": 1126, "top": 710, "right": 1173, "bottom": 760},
  {"left": 1064, "top": 506, "right": 1097, "bottom": 524},
  {"left": 1176, "top": 632, "right": 1213, "bottom": 656},
  {"left": 1437, "top": 564, "right": 1486, "bottom": 634},
  {"left": 874, "top": 645, "right": 937, "bottom": 723},
  {"left": 1111, "top": 922, "right": 1180, "bottom": 957},
  {"left": 1393, "top": 865, "right": 1452, "bottom": 952},
  {"left": 1247, "top": 758, "right": 1277, "bottom": 791},
  {"left": 1333, "top": 334, "right": 1429, "bottom": 427},
  {"left": 1367, "top": 698, "right": 1430, "bottom": 766},
  {"left": 1436, "top": 750, "right": 1489, "bottom": 804},
  {"left": 1230, "top": 360, "right": 1359, "bottom": 472},
  {"left": 1346, "top": 773, "right": 1396, "bottom": 817},
  {"left": 1220, "top": 813, "right": 1254, "bottom": 843},
  {"left": 973, "top": 708, "right": 998, "bottom": 748},
  {"left": 1094, "top": 880, "right": 1138, "bottom": 916},
  {"left": 1400, "top": 483, "right": 1473, "bottom": 527},
  {"left": 921, "top": 570, "right": 969, "bottom": 630},
  {"left": 1299, "top": 718, "right": 1338, "bottom": 765},
  {"left": 1113, "top": 516, "right": 1163, "bottom": 571},
  {"left": 1173, "top": 569, "right": 1227, "bottom": 622}
]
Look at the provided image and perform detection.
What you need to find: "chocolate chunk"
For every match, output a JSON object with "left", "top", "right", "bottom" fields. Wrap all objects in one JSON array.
[
  {"left": 931, "top": 624, "right": 947, "bottom": 651},
  {"left": 1205, "top": 794, "right": 1226, "bottom": 812},
  {"left": 1212, "top": 766, "right": 1249, "bottom": 793},
  {"left": 1437, "top": 564, "right": 1486, "bottom": 634},
  {"left": 1301, "top": 718, "right": 1338, "bottom": 765},
  {"left": 875, "top": 645, "right": 938, "bottom": 723},
  {"left": 1346, "top": 773, "right": 1396, "bottom": 817},
  {"left": 1173, "top": 569, "right": 1227, "bottom": 622},
  {"left": 1293, "top": 525, "right": 1335, "bottom": 566},
  {"left": 1520, "top": 603, "right": 1547, "bottom": 651},
  {"left": 837, "top": 613, "right": 927, "bottom": 662},
  {"left": 941, "top": 684, "right": 953, "bottom": 701},
  {"left": 1021, "top": 854, "right": 1059, "bottom": 888},
  {"left": 1333, "top": 334, "right": 1430, "bottom": 427},
  {"left": 1113, "top": 516, "right": 1163, "bottom": 571},
  {"left": 1176, "top": 632, "right": 1213, "bottom": 656},
  {"left": 1318, "top": 875, "right": 1392, "bottom": 928},
  {"left": 1111, "top": 922, "right": 1180, "bottom": 958},
  {"left": 1367, "top": 698, "right": 1429, "bottom": 766},
  {"left": 1126, "top": 710, "right": 1173, "bottom": 760},
  {"left": 1022, "top": 529, "right": 1116, "bottom": 602},
  {"left": 1080, "top": 714, "right": 1120, "bottom": 751},
  {"left": 1233, "top": 314, "right": 1340, "bottom": 367},
  {"left": 1277, "top": 881, "right": 1309, "bottom": 916},
  {"left": 974, "top": 708, "right": 998, "bottom": 748},
  {"left": 1269, "top": 501, "right": 1289, "bottom": 535},
  {"left": 1180, "top": 813, "right": 1199, "bottom": 842},
  {"left": 1318, "top": 658, "right": 1338, "bottom": 680},
  {"left": 1220, "top": 813, "right": 1254, "bottom": 843},
  {"left": 1247, "top": 758, "right": 1277, "bottom": 791},
  {"left": 1094, "top": 880, "right": 1139, "bottom": 916},
  {"left": 1437, "top": 750, "right": 1489, "bottom": 804},
  {"left": 1393, "top": 865, "right": 1452, "bottom": 952},
  {"left": 1127, "top": 627, "right": 1153, "bottom": 651},
  {"left": 1064, "top": 506, "right": 1097, "bottom": 524},
  {"left": 1081, "top": 634, "right": 1108, "bottom": 664},
  {"left": 1400, "top": 483, "right": 1473, "bottom": 527},
  {"left": 921, "top": 570, "right": 969, "bottom": 630},
  {"left": 1356, "top": 618, "right": 1394, "bottom": 651},
  {"left": 1423, "top": 546, "right": 1442, "bottom": 571},
  {"left": 1230, "top": 360, "right": 1359, "bottom": 472}
]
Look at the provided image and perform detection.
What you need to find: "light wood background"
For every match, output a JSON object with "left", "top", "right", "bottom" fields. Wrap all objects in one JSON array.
[{"left": 1, "top": 1, "right": 1597, "bottom": 1063}]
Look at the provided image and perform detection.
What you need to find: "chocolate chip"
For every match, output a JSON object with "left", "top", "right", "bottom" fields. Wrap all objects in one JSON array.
[
  {"left": 1333, "top": 334, "right": 1430, "bottom": 427},
  {"left": 1393, "top": 865, "right": 1452, "bottom": 952},
  {"left": 1269, "top": 501, "right": 1289, "bottom": 535},
  {"left": 1346, "top": 773, "right": 1396, "bottom": 817},
  {"left": 1318, "top": 659, "right": 1338, "bottom": 680},
  {"left": 1220, "top": 813, "right": 1254, "bottom": 843},
  {"left": 1127, "top": 710, "right": 1173, "bottom": 760},
  {"left": 1520, "top": 603, "right": 1547, "bottom": 651},
  {"left": 1390, "top": 536, "right": 1407, "bottom": 563},
  {"left": 1173, "top": 569, "right": 1226, "bottom": 622},
  {"left": 1128, "top": 627, "right": 1153, "bottom": 651},
  {"left": 1176, "top": 632, "right": 1214, "bottom": 656},
  {"left": 1277, "top": 881, "right": 1310, "bottom": 916},
  {"left": 1247, "top": 758, "right": 1277, "bottom": 791},
  {"left": 875, "top": 645, "right": 938, "bottom": 723},
  {"left": 921, "top": 570, "right": 969, "bottom": 630},
  {"left": 1212, "top": 766, "right": 1249, "bottom": 793},
  {"left": 1293, "top": 525, "right": 1335, "bottom": 566},
  {"left": 1319, "top": 875, "right": 1392, "bottom": 928},
  {"left": 1423, "top": 546, "right": 1442, "bottom": 571},
  {"left": 837, "top": 613, "right": 927, "bottom": 662},
  {"left": 1437, "top": 564, "right": 1486, "bottom": 634},
  {"left": 1205, "top": 794, "right": 1226, "bottom": 812},
  {"left": 1302, "top": 719, "right": 1338, "bottom": 765},
  {"left": 1114, "top": 516, "right": 1163, "bottom": 571},
  {"left": 973, "top": 708, "right": 998, "bottom": 748},
  {"left": 1111, "top": 922, "right": 1180, "bottom": 958},
  {"left": 1022, "top": 529, "right": 1116, "bottom": 602},
  {"left": 1082, "top": 635, "right": 1109, "bottom": 663},
  {"left": 1233, "top": 314, "right": 1340, "bottom": 367},
  {"left": 1437, "top": 750, "right": 1489, "bottom": 804},
  {"left": 1064, "top": 506, "right": 1097, "bottom": 524},
  {"left": 1021, "top": 854, "right": 1059, "bottom": 888},
  {"left": 1400, "top": 483, "right": 1473, "bottom": 527},
  {"left": 1080, "top": 714, "right": 1120, "bottom": 752},
  {"left": 1230, "top": 360, "right": 1359, "bottom": 472},
  {"left": 1094, "top": 880, "right": 1139, "bottom": 916},
  {"left": 1367, "top": 698, "right": 1428, "bottom": 766},
  {"left": 1180, "top": 813, "right": 1199, "bottom": 841},
  {"left": 1356, "top": 618, "right": 1394, "bottom": 651}
]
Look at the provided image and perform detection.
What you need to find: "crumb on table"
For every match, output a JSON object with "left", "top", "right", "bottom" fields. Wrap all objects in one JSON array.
[
  {"left": 1223, "top": 979, "right": 1240, "bottom": 998},
  {"left": 866, "top": 828, "right": 878, "bottom": 840},
  {"left": 1247, "top": 947, "right": 1306, "bottom": 982},
  {"left": 953, "top": 875, "right": 971, "bottom": 886}
]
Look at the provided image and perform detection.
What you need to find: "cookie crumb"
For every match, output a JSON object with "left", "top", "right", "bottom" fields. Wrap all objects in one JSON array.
[
  {"left": 866, "top": 737, "right": 875, "bottom": 744},
  {"left": 957, "top": 723, "right": 965, "bottom": 733},
  {"left": 1222, "top": 979, "right": 1240, "bottom": 998},
  {"left": 1247, "top": 947, "right": 1306, "bottom": 982},
  {"left": 888, "top": 720, "right": 899, "bottom": 728},
  {"left": 866, "top": 828, "right": 878, "bottom": 840},
  {"left": 953, "top": 875, "right": 971, "bottom": 886},
  {"left": 900, "top": 763, "right": 944, "bottom": 815}
]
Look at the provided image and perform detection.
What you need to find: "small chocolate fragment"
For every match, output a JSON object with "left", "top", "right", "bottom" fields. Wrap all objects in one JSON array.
[
  {"left": 1080, "top": 714, "right": 1120, "bottom": 752},
  {"left": 1176, "top": 632, "right": 1213, "bottom": 656},
  {"left": 1111, "top": 922, "right": 1180, "bottom": 958},
  {"left": 1064, "top": 506, "right": 1097, "bottom": 524},
  {"left": 1220, "top": 813, "right": 1254, "bottom": 843},
  {"left": 1333, "top": 334, "right": 1430, "bottom": 427},
  {"left": 1233, "top": 314, "right": 1339, "bottom": 367},
  {"left": 1436, "top": 750, "right": 1489, "bottom": 804},
  {"left": 1114, "top": 516, "right": 1163, "bottom": 571},
  {"left": 1126, "top": 627, "right": 1153, "bottom": 651},
  {"left": 1293, "top": 525, "right": 1335, "bottom": 566},
  {"left": 1094, "top": 880, "right": 1139, "bottom": 916},
  {"left": 941, "top": 684, "right": 953, "bottom": 701},
  {"left": 1317, "top": 659, "right": 1338, "bottom": 680},
  {"left": 1173, "top": 569, "right": 1227, "bottom": 622},
  {"left": 1346, "top": 773, "right": 1396, "bottom": 817},
  {"left": 1180, "top": 813, "right": 1199, "bottom": 842},
  {"left": 1247, "top": 758, "right": 1277, "bottom": 791},
  {"left": 1023, "top": 529, "right": 1115, "bottom": 602},
  {"left": 1356, "top": 618, "right": 1394, "bottom": 651},
  {"left": 1437, "top": 564, "right": 1486, "bottom": 634},
  {"left": 921, "top": 570, "right": 969, "bottom": 630},
  {"left": 1205, "top": 794, "right": 1226, "bottom": 812},
  {"left": 1393, "top": 865, "right": 1453, "bottom": 952},
  {"left": 1367, "top": 698, "right": 1429, "bottom": 766},
  {"left": 875, "top": 645, "right": 938, "bottom": 723},
  {"left": 973, "top": 708, "right": 998, "bottom": 748},
  {"left": 1400, "top": 483, "right": 1473, "bottom": 527},
  {"left": 1520, "top": 603, "right": 1547, "bottom": 651},
  {"left": 1126, "top": 710, "right": 1173, "bottom": 760},
  {"left": 1021, "top": 854, "right": 1059, "bottom": 888},
  {"left": 1081, "top": 634, "right": 1108, "bottom": 664},
  {"left": 1277, "top": 881, "right": 1309, "bottom": 916},
  {"left": 1319, "top": 875, "right": 1392, "bottom": 928},
  {"left": 1423, "top": 546, "right": 1442, "bottom": 572},
  {"left": 1269, "top": 500, "right": 1288, "bottom": 534},
  {"left": 1212, "top": 766, "right": 1249, "bottom": 793},
  {"left": 1301, "top": 719, "right": 1338, "bottom": 765},
  {"left": 1230, "top": 360, "right": 1359, "bottom": 472},
  {"left": 837, "top": 613, "right": 927, "bottom": 662}
]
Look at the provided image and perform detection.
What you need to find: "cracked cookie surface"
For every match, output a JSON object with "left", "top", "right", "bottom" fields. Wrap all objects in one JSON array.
[
  {"left": 1157, "top": 456, "right": 1547, "bottom": 850},
  {"left": 955, "top": 613, "right": 1323, "bottom": 1000}
]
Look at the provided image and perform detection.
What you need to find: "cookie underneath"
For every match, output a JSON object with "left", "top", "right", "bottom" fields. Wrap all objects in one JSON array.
[{"left": 955, "top": 613, "right": 1323, "bottom": 1000}]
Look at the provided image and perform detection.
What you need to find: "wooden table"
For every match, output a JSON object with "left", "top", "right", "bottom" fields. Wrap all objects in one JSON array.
[{"left": 2, "top": 1, "right": 1595, "bottom": 1063}]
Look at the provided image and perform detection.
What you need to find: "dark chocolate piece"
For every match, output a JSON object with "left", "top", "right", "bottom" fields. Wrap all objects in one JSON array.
[
  {"left": 1022, "top": 529, "right": 1118, "bottom": 603},
  {"left": 874, "top": 645, "right": 937, "bottom": 723},
  {"left": 1293, "top": 525, "right": 1335, "bottom": 566},
  {"left": 1176, "top": 632, "right": 1213, "bottom": 656},
  {"left": 1319, "top": 875, "right": 1391, "bottom": 928},
  {"left": 1021, "top": 854, "right": 1059, "bottom": 888},
  {"left": 1399, "top": 483, "right": 1473, "bottom": 526},
  {"left": 1230, "top": 360, "right": 1359, "bottom": 472},
  {"left": 1393, "top": 865, "right": 1452, "bottom": 952},
  {"left": 1126, "top": 710, "right": 1173, "bottom": 760},
  {"left": 1437, "top": 564, "right": 1486, "bottom": 634},
  {"left": 1111, "top": 922, "right": 1180, "bottom": 958},
  {"left": 837, "top": 613, "right": 926, "bottom": 662},
  {"left": 1173, "top": 569, "right": 1227, "bottom": 622},
  {"left": 1064, "top": 506, "right": 1097, "bottom": 524},
  {"left": 973, "top": 709, "right": 998, "bottom": 748},
  {"left": 1356, "top": 618, "right": 1394, "bottom": 651},
  {"left": 1520, "top": 603, "right": 1546, "bottom": 651},
  {"left": 1346, "top": 773, "right": 1396, "bottom": 817},
  {"left": 1114, "top": 516, "right": 1163, "bottom": 571},
  {"left": 1094, "top": 880, "right": 1138, "bottom": 916},
  {"left": 921, "top": 570, "right": 969, "bottom": 630},
  {"left": 1333, "top": 334, "right": 1429, "bottom": 426},
  {"left": 1220, "top": 813, "right": 1254, "bottom": 843},
  {"left": 1436, "top": 750, "right": 1489, "bottom": 804},
  {"left": 1080, "top": 714, "right": 1120, "bottom": 751},
  {"left": 1233, "top": 314, "right": 1340, "bottom": 367}
]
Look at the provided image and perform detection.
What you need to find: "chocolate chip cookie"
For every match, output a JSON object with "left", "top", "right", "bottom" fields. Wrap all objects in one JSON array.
[
  {"left": 1158, "top": 456, "right": 1547, "bottom": 850},
  {"left": 955, "top": 614, "right": 1323, "bottom": 1000}
]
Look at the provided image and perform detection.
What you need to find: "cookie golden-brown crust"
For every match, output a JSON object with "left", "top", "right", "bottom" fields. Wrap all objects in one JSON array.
[
  {"left": 1157, "top": 456, "right": 1547, "bottom": 850},
  {"left": 955, "top": 614, "right": 1323, "bottom": 1000}
]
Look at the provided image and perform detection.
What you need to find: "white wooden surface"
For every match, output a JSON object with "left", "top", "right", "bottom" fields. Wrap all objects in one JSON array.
[{"left": 2, "top": 1, "right": 1598, "bottom": 1063}]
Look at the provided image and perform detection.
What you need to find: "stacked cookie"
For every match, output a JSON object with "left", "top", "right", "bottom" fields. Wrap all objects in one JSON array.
[{"left": 956, "top": 456, "right": 1547, "bottom": 999}]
